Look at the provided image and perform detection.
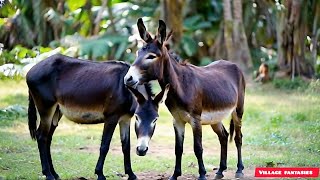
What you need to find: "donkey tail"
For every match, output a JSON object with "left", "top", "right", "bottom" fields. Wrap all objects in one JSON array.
[
  {"left": 28, "top": 92, "right": 37, "bottom": 140},
  {"left": 229, "top": 118, "right": 234, "bottom": 142}
]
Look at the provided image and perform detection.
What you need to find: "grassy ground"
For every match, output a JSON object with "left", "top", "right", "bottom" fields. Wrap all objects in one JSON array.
[{"left": 0, "top": 80, "right": 319, "bottom": 179}]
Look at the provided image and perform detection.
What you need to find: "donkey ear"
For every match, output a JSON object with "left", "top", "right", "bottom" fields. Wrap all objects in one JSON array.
[
  {"left": 164, "top": 30, "right": 173, "bottom": 50},
  {"left": 154, "top": 84, "right": 170, "bottom": 105},
  {"left": 157, "top": 20, "right": 167, "bottom": 46},
  {"left": 137, "top": 18, "right": 152, "bottom": 43},
  {"left": 127, "top": 85, "right": 146, "bottom": 104}
]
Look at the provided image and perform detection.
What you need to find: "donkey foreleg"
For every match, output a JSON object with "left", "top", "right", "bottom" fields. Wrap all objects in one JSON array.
[
  {"left": 169, "top": 119, "right": 186, "bottom": 180},
  {"left": 119, "top": 115, "right": 137, "bottom": 180},
  {"left": 95, "top": 120, "right": 118, "bottom": 180},
  {"left": 191, "top": 119, "right": 207, "bottom": 180},
  {"left": 211, "top": 123, "right": 228, "bottom": 179}
]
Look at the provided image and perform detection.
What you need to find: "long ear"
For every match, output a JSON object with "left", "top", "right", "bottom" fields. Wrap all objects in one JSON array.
[
  {"left": 164, "top": 30, "right": 173, "bottom": 50},
  {"left": 127, "top": 85, "right": 146, "bottom": 104},
  {"left": 166, "top": 30, "right": 173, "bottom": 41},
  {"left": 154, "top": 84, "right": 170, "bottom": 105},
  {"left": 137, "top": 18, "right": 152, "bottom": 43},
  {"left": 157, "top": 20, "right": 167, "bottom": 46}
]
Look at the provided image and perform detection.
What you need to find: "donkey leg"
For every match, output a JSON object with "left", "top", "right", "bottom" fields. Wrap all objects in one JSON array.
[
  {"left": 119, "top": 115, "right": 137, "bottom": 180},
  {"left": 47, "top": 109, "right": 62, "bottom": 179},
  {"left": 191, "top": 119, "right": 206, "bottom": 180},
  {"left": 95, "top": 119, "right": 118, "bottom": 180},
  {"left": 232, "top": 110, "right": 244, "bottom": 178},
  {"left": 170, "top": 119, "right": 185, "bottom": 180},
  {"left": 211, "top": 123, "right": 228, "bottom": 179},
  {"left": 37, "top": 106, "right": 57, "bottom": 180}
]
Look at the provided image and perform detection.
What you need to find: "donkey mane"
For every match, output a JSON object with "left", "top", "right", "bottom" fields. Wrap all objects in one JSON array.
[{"left": 168, "top": 50, "right": 185, "bottom": 64}]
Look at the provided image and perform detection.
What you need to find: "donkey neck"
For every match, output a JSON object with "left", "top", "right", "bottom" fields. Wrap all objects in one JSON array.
[
  {"left": 160, "top": 52, "right": 181, "bottom": 90},
  {"left": 159, "top": 51, "right": 196, "bottom": 109}
]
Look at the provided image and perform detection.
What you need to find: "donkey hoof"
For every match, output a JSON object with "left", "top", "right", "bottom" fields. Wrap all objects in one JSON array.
[
  {"left": 97, "top": 175, "right": 106, "bottom": 180},
  {"left": 214, "top": 173, "right": 224, "bottom": 179},
  {"left": 198, "top": 176, "right": 207, "bottom": 180},
  {"left": 128, "top": 174, "right": 137, "bottom": 180},
  {"left": 169, "top": 176, "right": 178, "bottom": 180},
  {"left": 235, "top": 172, "right": 244, "bottom": 178},
  {"left": 45, "top": 175, "right": 55, "bottom": 180},
  {"left": 53, "top": 174, "right": 60, "bottom": 180}
]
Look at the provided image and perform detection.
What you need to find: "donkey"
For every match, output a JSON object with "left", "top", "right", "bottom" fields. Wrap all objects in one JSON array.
[
  {"left": 124, "top": 18, "right": 246, "bottom": 180},
  {"left": 26, "top": 54, "right": 167, "bottom": 180}
]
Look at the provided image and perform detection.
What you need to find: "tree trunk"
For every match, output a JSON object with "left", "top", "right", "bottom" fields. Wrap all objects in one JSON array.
[
  {"left": 94, "top": 0, "right": 107, "bottom": 35},
  {"left": 276, "top": 0, "right": 314, "bottom": 79},
  {"left": 223, "top": 0, "right": 234, "bottom": 60},
  {"left": 311, "top": 1, "right": 320, "bottom": 68},
  {"left": 223, "top": 0, "right": 252, "bottom": 71},
  {"left": 106, "top": 0, "right": 116, "bottom": 33},
  {"left": 163, "top": 0, "right": 185, "bottom": 45},
  {"left": 233, "top": 0, "right": 253, "bottom": 69}
]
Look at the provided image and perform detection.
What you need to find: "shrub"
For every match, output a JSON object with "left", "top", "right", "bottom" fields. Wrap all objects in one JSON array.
[{"left": 272, "top": 78, "right": 309, "bottom": 90}]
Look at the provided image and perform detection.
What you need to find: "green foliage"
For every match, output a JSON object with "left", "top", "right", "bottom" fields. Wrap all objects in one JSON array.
[
  {"left": 0, "top": 104, "right": 27, "bottom": 120},
  {"left": 183, "top": 15, "right": 212, "bottom": 31},
  {"left": 316, "top": 56, "right": 320, "bottom": 78},
  {"left": 79, "top": 35, "right": 129, "bottom": 61},
  {"left": 0, "top": 64, "right": 24, "bottom": 80},
  {"left": 272, "top": 78, "right": 309, "bottom": 90},
  {"left": 305, "top": 79, "right": 320, "bottom": 94},
  {"left": 181, "top": 35, "right": 198, "bottom": 57},
  {"left": 250, "top": 47, "right": 277, "bottom": 70},
  {"left": 66, "top": 0, "right": 86, "bottom": 11}
]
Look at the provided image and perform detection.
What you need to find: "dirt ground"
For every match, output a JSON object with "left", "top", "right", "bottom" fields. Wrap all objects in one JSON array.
[
  {"left": 77, "top": 145, "right": 257, "bottom": 180},
  {"left": 126, "top": 170, "right": 256, "bottom": 180},
  {"left": 74, "top": 169, "right": 256, "bottom": 180}
]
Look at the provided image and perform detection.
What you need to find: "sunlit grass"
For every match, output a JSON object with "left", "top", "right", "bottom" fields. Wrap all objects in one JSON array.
[{"left": 0, "top": 80, "right": 319, "bottom": 179}]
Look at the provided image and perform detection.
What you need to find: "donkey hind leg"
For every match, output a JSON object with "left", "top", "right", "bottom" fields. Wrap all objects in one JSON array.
[
  {"left": 211, "top": 123, "right": 228, "bottom": 179},
  {"left": 95, "top": 116, "right": 118, "bottom": 180},
  {"left": 191, "top": 117, "right": 207, "bottom": 180},
  {"left": 119, "top": 115, "right": 137, "bottom": 180},
  {"left": 169, "top": 119, "right": 186, "bottom": 180},
  {"left": 232, "top": 110, "right": 244, "bottom": 178},
  {"left": 37, "top": 104, "right": 58, "bottom": 180},
  {"left": 47, "top": 107, "right": 63, "bottom": 179}
]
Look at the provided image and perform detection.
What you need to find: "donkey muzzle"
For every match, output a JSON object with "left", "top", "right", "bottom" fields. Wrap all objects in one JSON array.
[
  {"left": 136, "top": 146, "right": 148, "bottom": 156},
  {"left": 124, "top": 66, "right": 142, "bottom": 88},
  {"left": 124, "top": 75, "right": 136, "bottom": 87},
  {"left": 136, "top": 136, "right": 150, "bottom": 156}
]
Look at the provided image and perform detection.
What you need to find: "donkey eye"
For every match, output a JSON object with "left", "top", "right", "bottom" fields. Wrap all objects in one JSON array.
[{"left": 146, "top": 55, "right": 156, "bottom": 59}]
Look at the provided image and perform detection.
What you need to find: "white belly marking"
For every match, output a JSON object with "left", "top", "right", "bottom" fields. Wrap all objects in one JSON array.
[
  {"left": 59, "top": 105, "right": 104, "bottom": 123},
  {"left": 201, "top": 108, "right": 235, "bottom": 125}
]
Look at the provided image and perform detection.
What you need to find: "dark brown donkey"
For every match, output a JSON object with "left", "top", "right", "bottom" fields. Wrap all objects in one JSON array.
[
  {"left": 124, "top": 19, "right": 246, "bottom": 180},
  {"left": 26, "top": 54, "right": 167, "bottom": 180}
]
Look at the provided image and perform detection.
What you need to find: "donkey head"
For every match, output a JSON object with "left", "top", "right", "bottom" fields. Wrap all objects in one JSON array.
[
  {"left": 128, "top": 84, "right": 170, "bottom": 156},
  {"left": 124, "top": 18, "right": 169, "bottom": 88}
]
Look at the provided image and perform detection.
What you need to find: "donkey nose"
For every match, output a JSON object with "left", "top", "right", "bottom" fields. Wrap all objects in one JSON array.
[
  {"left": 124, "top": 75, "right": 134, "bottom": 86},
  {"left": 136, "top": 146, "right": 148, "bottom": 156}
]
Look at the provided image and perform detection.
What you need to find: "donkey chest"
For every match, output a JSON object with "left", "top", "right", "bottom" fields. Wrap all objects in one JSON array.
[{"left": 59, "top": 105, "right": 105, "bottom": 123}]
